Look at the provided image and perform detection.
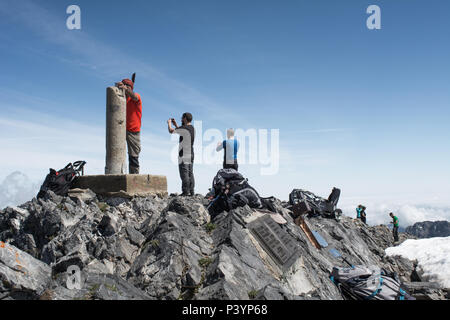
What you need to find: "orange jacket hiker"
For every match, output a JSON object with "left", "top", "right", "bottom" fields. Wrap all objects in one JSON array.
[{"left": 126, "top": 93, "right": 142, "bottom": 132}]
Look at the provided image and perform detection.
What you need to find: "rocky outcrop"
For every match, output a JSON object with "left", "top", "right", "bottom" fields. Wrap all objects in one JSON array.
[
  {"left": 0, "top": 191, "right": 447, "bottom": 300},
  {"left": 405, "top": 221, "right": 450, "bottom": 239},
  {"left": 0, "top": 242, "right": 51, "bottom": 300},
  {"left": 402, "top": 282, "right": 449, "bottom": 300}
]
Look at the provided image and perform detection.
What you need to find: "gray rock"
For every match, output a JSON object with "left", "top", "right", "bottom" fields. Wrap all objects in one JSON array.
[
  {"left": 128, "top": 206, "right": 213, "bottom": 300},
  {"left": 53, "top": 248, "right": 90, "bottom": 274},
  {"left": 68, "top": 188, "right": 97, "bottom": 204},
  {"left": 84, "top": 259, "right": 114, "bottom": 275},
  {"left": 255, "top": 284, "right": 311, "bottom": 300},
  {"left": 402, "top": 282, "right": 448, "bottom": 300},
  {"left": 166, "top": 196, "right": 210, "bottom": 226},
  {"left": 115, "top": 238, "right": 138, "bottom": 264},
  {"left": 126, "top": 225, "right": 146, "bottom": 246},
  {"left": 41, "top": 272, "right": 152, "bottom": 300},
  {"left": 41, "top": 190, "right": 63, "bottom": 204},
  {"left": 98, "top": 214, "right": 118, "bottom": 237},
  {"left": 1, "top": 189, "right": 447, "bottom": 300},
  {"left": 0, "top": 242, "right": 52, "bottom": 299}
]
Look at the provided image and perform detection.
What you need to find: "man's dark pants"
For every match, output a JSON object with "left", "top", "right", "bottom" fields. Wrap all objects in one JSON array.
[
  {"left": 179, "top": 162, "right": 195, "bottom": 195},
  {"left": 393, "top": 226, "right": 399, "bottom": 242},
  {"left": 126, "top": 131, "right": 141, "bottom": 174},
  {"left": 223, "top": 160, "right": 238, "bottom": 171}
]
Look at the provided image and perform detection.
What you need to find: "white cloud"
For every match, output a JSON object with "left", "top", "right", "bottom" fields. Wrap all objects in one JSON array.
[
  {"left": 0, "top": 171, "right": 40, "bottom": 209},
  {"left": 1, "top": 106, "right": 449, "bottom": 226},
  {"left": 340, "top": 198, "right": 450, "bottom": 228},
  {"left": 0, "top": 107, "right": 176, "bottom": 182}
]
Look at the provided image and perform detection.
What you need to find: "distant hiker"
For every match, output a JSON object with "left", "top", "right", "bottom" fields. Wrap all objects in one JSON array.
[
  {"left": 356, "top": 205, "right": 367, "bottom": 224},
  {"left": 117, "top": 78, "right": 142, "bottom": 174},
  {"left": 216, "top": 128, "right": 240, "bottom": 170},
  {"left": 167, "top": 113, "right": 195, "bottom": 196},
  {"left": 389, "top": 212, "right": 400, "bottom": 242}
]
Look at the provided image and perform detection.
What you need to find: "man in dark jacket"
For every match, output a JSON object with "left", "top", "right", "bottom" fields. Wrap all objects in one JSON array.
[{"left": 167, "top": 113, "right": 195, "bottom": 196}]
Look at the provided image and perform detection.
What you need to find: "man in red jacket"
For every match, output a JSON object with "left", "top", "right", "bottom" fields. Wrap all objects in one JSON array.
[{"left": 117, "top": 78, "right": 142, "bottom": 174}]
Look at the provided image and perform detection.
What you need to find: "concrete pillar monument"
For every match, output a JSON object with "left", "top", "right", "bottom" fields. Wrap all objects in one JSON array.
[
  {"left": 72, "top": 85, "right": 168, "bottom": 197},
  {"left": 105, "top": 86, "right": 126, "bottom": 174}
]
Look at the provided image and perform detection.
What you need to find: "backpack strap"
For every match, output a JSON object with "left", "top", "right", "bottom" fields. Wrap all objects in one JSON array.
[
  {"left": 364, "top": 276, "right": 384, "bottom": 300},
  {"left": 330, "top": 275, "right": 361, "bottom": 300},
  {"left": 398, "top": 288, "right": 406, "bottom": 300},
  {"left": 62, "top": 163, "right": 74, "bottom": 171},
  {"left": 72, "top": 161, "right": 87, "bottom": 176}
]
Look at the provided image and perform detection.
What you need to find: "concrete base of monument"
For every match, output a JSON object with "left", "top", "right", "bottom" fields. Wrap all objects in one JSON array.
[{"left": 72, "top": 174, "right": 168, "bottom": 198}]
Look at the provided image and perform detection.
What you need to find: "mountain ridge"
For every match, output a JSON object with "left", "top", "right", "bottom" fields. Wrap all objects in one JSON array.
[
  {"left": 405, "top": 220, "right": 450, "bottom": 239},
  {"left": 1, "top": 189, "right": 448, "bottom": 300}
]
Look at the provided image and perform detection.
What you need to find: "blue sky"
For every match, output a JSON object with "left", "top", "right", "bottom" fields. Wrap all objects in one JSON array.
[{"left": 0, "top": 0, "right": 449, "bottom": 226}]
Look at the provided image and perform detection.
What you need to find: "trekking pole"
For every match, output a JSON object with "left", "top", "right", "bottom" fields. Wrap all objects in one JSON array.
[{"left": 206, "top": 194, "right": 221, "bottom": 211}]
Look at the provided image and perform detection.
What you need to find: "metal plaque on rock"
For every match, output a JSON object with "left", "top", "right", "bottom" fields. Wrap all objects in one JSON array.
[{"left": 248, "top": 214, "right": 299, "bottom": 271}]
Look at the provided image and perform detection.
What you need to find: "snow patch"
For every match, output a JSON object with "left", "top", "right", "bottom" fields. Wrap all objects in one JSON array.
[{"left": 385, "top": 237, "right": 450, "bottom": 289}]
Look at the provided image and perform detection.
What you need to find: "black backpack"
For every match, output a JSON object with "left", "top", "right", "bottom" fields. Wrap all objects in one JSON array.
[
  {"left": 327, "top": 187, "right": 341, "bottom": 208},
  {"left": 289, "top": 188, "right": 341, "bottom": 218},
  {"left": 207, "top": 169, "right": 262, "bottom": 215},
  {"left": 37, "top": 161, "right": 86, "bottom": 199}
]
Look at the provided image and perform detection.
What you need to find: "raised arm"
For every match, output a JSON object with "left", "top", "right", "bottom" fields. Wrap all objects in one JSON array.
[
  {"left": 117, "top": 82, "right": 139, "bottom": 102},
  {"left": 124, "top": 86, "right": 139, "bottom": 102},
  {"left": 216, "top": 141, "right": 224, "bottom": 152},
  {"left": 167, "top": 119, "right": 179, "bottom": 134},
  {"left": 128, "top": 91, "right": 139, "bottom": 102}
]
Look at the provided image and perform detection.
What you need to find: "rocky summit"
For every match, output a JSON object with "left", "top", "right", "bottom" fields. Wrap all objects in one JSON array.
[{"left": 0, "top": 190, "right": 448, "bottom": 300}]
